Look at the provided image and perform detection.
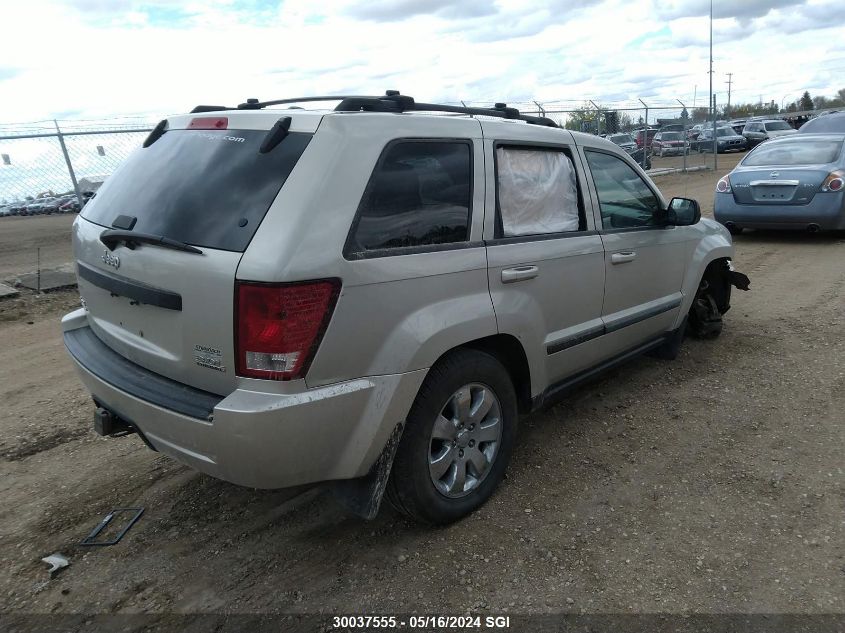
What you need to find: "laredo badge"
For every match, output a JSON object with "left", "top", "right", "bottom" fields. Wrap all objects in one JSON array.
[{"left": 194, "top": 344, "right": 225, "bottom": 372}]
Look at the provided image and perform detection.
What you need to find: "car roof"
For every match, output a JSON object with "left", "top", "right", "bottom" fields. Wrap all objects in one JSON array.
[
  {"left": 759, "top": 133, "right": 845, "bottom": 145},
  {"left": 798, "top": 112, "right": 845, "bottom": 134}
]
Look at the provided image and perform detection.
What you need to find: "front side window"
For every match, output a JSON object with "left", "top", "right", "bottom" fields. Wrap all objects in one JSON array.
[
  {"left": 495, "top": 146, "right": 582, "bottom": 237},
  {"left": 585, "top": 150, "right": 660, "bottom": 229},
  {"left": 347, "top": 141, "right": 471, "bottom": 254}
]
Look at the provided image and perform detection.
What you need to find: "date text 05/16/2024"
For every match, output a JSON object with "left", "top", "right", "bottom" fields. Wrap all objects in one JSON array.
[{"left": 332, "top": 615, "right": 511, "bottom": 629}]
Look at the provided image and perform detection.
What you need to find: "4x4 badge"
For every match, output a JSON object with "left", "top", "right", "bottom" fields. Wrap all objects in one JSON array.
[{"left": 101, "top": 250, "right": 120, "bottom": 269}]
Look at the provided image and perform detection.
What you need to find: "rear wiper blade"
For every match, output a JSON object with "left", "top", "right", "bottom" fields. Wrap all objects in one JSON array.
[{"left": 100, "top": 230, "right": 203, "bottom": 254}]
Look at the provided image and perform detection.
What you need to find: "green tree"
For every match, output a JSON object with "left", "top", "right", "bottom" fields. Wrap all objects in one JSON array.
[
  {"left": 813, "top": 95, "right": 829, "bottom": 110},
  {"left": 691, "top": 107, "right": 709, "bottom": 123},
  {"left": 799, "top": 91, "right": 814, "bottom": 111},
  {"left": 564, "top": 105, "right": 599, "bottom": 133},
  {"left": 680, "top": 107, "right": 689, "bottom": 120}
]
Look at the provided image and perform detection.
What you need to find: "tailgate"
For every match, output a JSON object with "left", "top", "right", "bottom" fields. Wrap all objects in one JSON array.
[
  {"left": 73, "top": 118, "right": 316, "bottom": 395},
  {"left": 74, "top": 217, "right": 241, "bottom": 395}
]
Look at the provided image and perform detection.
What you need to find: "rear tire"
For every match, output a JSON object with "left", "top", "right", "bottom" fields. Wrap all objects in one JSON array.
[{"left": 386, "top": 349, "right": 517, "bottom": 525}]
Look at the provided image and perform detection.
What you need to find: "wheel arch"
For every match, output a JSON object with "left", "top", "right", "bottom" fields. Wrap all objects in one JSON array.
[{"left": 431, "top": 333, "right": 534, "bottom": 415}]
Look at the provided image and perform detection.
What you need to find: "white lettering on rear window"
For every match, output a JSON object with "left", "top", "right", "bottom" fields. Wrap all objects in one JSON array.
[{"left": 196, "top": 133, "right": 245, "bottom": 143}]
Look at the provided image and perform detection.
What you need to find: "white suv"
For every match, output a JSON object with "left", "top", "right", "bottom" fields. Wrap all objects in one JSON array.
[{"left": 63, "top": 93, "right": 749, "bottom": 524}]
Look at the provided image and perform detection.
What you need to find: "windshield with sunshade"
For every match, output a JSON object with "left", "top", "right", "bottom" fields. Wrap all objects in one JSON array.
[{"left": 742, "top": 139, "right": 842, "bottom": 166}]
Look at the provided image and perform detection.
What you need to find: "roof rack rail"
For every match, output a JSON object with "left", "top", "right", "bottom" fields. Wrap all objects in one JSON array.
[
  {"left": 189, "top": 92, "right": 559, "bottom": 128},
  {"left": 190, "top": 105, "right": 234, "bottom": 113},
  {"left": 235, "top": 96, "right": 384, "bottom": 110},
  {"left": 334, "top": 92, "right": 559, "bottom": 128}
]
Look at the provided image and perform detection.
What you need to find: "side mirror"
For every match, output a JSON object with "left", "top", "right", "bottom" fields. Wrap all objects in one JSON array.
[{"left": 665, "top": 197, "right": 701, "bottom": 226}]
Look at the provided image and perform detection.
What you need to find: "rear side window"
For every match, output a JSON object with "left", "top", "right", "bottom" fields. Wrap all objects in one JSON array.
[
  {"left": 82, "top": 128, "right": 312, "bottom": 252},
  {"left": 765, "top": 121, "right": 792, "bottom": 131},
  {"left": 346, "top": 140, "right": 472, "bottom": 255},
  {"left": 495, "top": 147, "right": 582, "bottom": 237}
]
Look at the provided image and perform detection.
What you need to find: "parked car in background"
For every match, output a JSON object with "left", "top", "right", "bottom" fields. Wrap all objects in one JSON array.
[
  {"left": 658, "top": 124, "right": 686, "bottom": 134},
  {"left": 687, "top": 123, "right": 705, "bottom": 141},
  {"left": 634, "top": 128, "right": 658, "bottom": 148},
  {"left": 41, "top": 198, "right": 70, "bottom": 214},
  {"left": 694, "top": 127, "right": 748, "bottom": 153},
  {"left": 798, "top": 112, "right": 845, "bottom": 134},
  {"left": 652, "top": 131, "right": 688, "bottom": 157},
  {"left": 742, "top": 120, "right": 796, "bottom": 147},
  {"left": 729, "top": 120, "right": 747, "bottom": 135},
  {"left": 714, "top": 134, "right": 845, "bottom": 234},
  {"left": 607, "top": 133, "right": 637, "bottom": 154},
  {"left": 60, "top": 198, "right": 81, "bottom": 213},
  {"left": 0, "top": 206, "right": 10, "bottom": 217},
  {"left": 61, "top": 95, "right": 747, "bottom": 524}
]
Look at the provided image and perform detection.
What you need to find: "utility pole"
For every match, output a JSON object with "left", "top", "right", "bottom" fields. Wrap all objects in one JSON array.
[
  {"left": 725, "top": 73, "right": 733, "bottom": 120},
  {"left": 708, "top": 0, "right": 714, "bottom": 127}
]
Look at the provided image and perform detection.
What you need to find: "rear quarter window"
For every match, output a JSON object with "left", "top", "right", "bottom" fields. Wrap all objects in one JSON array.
[
  {"left": 82, "top": 128, "right": 312, "bottom": 252},
  {"left": 345, "top": 140, "right": 472, "bottom": 256}
]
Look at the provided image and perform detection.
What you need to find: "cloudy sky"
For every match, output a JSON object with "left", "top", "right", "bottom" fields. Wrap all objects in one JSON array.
[{"left": 0, "top": 0, "right": 844, "bottom": 124}]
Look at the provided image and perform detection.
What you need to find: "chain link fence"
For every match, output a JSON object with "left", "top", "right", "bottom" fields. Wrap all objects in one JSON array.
[
  {"left": 459, "top": 99, "right": 726, "bottom": 174},
  {"left": 1, "top": 99, "right": 734, "bottom": 213},
  {"left": 0, "top": 118, "right": 155, "bottom": 212}
]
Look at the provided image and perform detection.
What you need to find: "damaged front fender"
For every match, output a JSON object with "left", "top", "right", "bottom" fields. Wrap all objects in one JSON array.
[{"left": 724, "top": 260, "right": 751, "bottom": 292}]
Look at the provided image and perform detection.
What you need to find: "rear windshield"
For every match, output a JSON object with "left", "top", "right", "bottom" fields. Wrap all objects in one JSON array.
[
  {"left": 765, "top": 121, "right": 792, "bottom": 131},
  {"left": 82, "top": 128, "right": 312, "bottom": 252},
  {"left": 743, "top": 140, "right": 842, "bottom": 166},
  {"left": 799, "top": 114, "right": 845, "bottom": 134},
  {"left": 610, "top": 135, "right": 634, "bottom": 144}
]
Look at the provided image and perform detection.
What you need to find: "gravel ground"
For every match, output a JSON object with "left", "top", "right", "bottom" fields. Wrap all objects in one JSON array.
[{"left": 0, "top": 160, "right": 843, "bottom": 630}]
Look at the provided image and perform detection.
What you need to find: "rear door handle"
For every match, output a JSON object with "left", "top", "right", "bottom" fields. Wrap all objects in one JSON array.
[
  {"left": 501, "top": 265, "right": 539, "bottom": 283},
  {"left": 611, "top": 251, "right": 637, "bottom": 264}
]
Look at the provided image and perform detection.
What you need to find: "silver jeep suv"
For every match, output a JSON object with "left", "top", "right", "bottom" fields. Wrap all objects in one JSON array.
[{"left": 63, "top": 93, "right": 749, "bottom": 524}]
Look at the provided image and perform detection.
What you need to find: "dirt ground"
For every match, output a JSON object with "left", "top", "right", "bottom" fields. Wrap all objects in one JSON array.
[
  {"left": 1, "top": 159, "right": 843, "bottom": 629},
  {"left": 0, "top": 214, "right": 76, "bottom": 282}
]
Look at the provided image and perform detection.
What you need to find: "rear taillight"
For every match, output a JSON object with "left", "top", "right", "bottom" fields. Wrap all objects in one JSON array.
[
  {"left": 188, "top": 116, "right": 228, "bottom": 130},
  {"left": 821, "top": 170, "right": 844, "bottom": 192},
  {"left": 235, "top": 280, "right": 340, "bottom": 381},
  {"left": 716, "top": 175, "right": 731, "bottom": 193}
]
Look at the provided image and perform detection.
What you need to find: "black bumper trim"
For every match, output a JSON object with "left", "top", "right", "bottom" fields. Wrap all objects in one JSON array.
[{"left": 64, "top": 326, "right": 223, "bottom": 420}]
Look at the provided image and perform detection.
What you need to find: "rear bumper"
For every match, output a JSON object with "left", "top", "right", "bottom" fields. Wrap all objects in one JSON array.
[
  {"left": 714, "top": 193, "right": 845, "bottom": 230},
  {"left": 62, "top": 309, "right": 426, "bottom": 489}
]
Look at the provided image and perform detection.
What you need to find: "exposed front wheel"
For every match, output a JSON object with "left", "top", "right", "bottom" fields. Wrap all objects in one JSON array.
[
  {"left": 688, "top": 269, "right": 731, "bottom": 339},
  {"left": 386, "top": 349, "right": 517, "bottom": 524}
]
